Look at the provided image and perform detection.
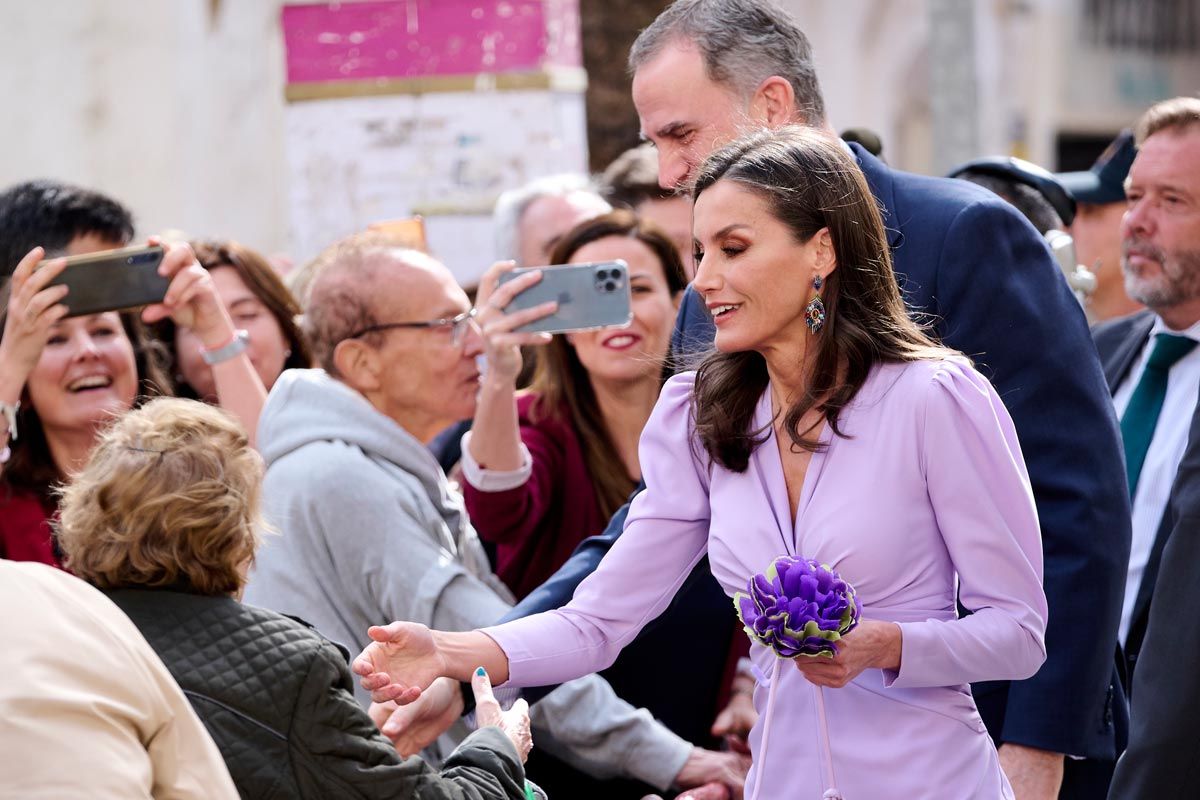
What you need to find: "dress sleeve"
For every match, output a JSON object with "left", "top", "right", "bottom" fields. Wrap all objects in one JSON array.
[
  {"left": 482, "top": 373, "right": 712, "bottom": 686},
  {"left": 885, "top": 360, "right": 1048, "bottom": 689}
]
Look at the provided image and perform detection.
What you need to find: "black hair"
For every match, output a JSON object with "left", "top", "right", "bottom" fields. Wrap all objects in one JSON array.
[{"left": 0, "top": 180, "right": 135, "bottom": 278}]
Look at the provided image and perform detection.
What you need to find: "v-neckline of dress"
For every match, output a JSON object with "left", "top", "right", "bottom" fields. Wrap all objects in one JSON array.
[{"left": 752, "top": 384, "right": 837, "bottom": 559}]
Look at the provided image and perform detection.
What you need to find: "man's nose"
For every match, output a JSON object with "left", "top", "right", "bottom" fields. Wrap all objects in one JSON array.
[
  {"left": 1122, "top": 201, "right": 1152, "bottom": 240},
  {"left": 659, "top": 152, "right": 691, "bottom": 191},
  {"left": 461, "top": 318, "right": 484, "bottom": 357}
]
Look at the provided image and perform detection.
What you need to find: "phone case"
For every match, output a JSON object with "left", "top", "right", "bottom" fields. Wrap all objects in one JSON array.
[
  {"left": 44, "top": 246, "right": 169, "bottom": 318},
  {"left": 498, "top": 260, "right": 632, "bottom": 334}
]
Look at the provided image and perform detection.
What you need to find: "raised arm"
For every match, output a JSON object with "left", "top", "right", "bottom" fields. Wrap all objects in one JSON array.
[{"left": 141, "top": 241, "right": 266, "bottom": 444}]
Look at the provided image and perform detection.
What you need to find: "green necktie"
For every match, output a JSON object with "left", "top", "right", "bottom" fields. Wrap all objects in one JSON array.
[{"left": 1120, "top": 332, "right": 1198, "bottom": 496}]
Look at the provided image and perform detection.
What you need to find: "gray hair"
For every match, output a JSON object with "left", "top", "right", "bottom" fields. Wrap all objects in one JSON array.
[
  {"left": 629, "top": 0, "right": 826, "bottom": 126},
  {"left": 492, "top": 173, "right": 609, "bottom": 264}
]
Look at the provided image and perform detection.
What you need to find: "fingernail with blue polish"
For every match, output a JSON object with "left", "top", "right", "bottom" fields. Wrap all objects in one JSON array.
[{"left": 476, "top": 667, "right": 487, "bottom": 677}]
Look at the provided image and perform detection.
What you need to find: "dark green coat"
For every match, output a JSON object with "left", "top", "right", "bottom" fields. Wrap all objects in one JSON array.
[{"left": 108, "top": 589, "right": 531, "bottom": 800}]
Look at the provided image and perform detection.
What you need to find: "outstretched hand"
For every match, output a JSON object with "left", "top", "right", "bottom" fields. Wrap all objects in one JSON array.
[{"left": 352, "top": 621, "right": 447, "bottom": 705}]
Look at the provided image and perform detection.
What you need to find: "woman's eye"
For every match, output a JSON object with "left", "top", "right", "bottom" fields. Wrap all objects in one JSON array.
[
  {"left": 693, "top": 250, "right": 705, "bottom": 263},
  {"left": 234, "top": 311, "right": 261, "bottom": 323},
  {"left": 90, "top": 326, "right": 117, "bottom": 338},
  {"left": 46, "top": 334, "right": 67, "bottom": 346},
  {"left": 722, "top": 246, "right": 745, "bottom": 257}
]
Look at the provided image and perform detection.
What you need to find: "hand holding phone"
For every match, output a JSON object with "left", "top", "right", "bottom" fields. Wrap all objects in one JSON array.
[
  {"left": 495, "top": 260, "right": 632, "bottom": 334},
  {"left": 474, "top": 261, "right": 559, "bottom": 385},
  {"left": 139, "top": 241, "right": 237, "bottom": 349},
  {"left": 0, "top": 247, "right": 72, "bottom": 386}
]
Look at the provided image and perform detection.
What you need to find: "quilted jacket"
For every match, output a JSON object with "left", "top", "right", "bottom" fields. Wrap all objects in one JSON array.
[{"left": 106, "top": 588, "right": 532, "bottom": 800}]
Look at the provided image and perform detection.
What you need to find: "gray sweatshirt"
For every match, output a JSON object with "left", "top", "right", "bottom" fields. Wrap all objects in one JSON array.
[{"left": 244, "top": 369, "right": 690, "bottom": 790}]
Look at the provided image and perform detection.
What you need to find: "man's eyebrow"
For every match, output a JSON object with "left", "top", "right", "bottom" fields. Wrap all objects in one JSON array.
[{"left": 654, "top": 121, "right": 690, "bottom": 140}]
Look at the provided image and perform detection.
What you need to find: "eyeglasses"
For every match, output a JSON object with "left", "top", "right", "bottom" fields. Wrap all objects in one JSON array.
[{"left": 346, "top": 308, "right": 479, "bottom": 347}]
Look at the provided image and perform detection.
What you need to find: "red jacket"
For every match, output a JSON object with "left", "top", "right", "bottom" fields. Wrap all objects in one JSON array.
[
  {"left": 0, "top": 486, "right": 62, "bottom": 568},
  {"left": 462, "top": 394, "right": 609, "bottom": 600}
]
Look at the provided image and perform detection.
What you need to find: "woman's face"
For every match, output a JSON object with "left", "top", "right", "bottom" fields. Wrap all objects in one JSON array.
[
  {"left": 692, "top": 179, "right": 832, "bottom": 354},
  {"left": 26, "top": 312, "right": 139, "bottom": 436},
  {"left": 565, "top": 236, "right": 679, "bottom": 386},
  {"left": 175, "top": 266, "right": 291, "bottom": 399}
]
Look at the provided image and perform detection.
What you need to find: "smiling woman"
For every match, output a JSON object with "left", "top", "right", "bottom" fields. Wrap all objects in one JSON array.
[
  {"left": 0, "top": 241, "right": 266, "bottom": 568},
  {"left": 150, "top": 240, "right": 313, "bottom": 401},
  {"left": 461, "top": 210, "right": 687, "bottom": 599}
]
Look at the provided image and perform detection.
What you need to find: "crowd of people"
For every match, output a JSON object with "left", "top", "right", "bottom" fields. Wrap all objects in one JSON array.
[{"left": 2, "top": 1, "right": 1199, "bottom": 799}]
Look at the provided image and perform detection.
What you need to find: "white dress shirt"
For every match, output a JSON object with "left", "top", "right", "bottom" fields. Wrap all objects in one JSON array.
[{"left": 1112, "top": 316, "right": 1200, "bottom": 644}]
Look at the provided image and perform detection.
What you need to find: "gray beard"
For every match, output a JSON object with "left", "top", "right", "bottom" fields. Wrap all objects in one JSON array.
[{"left": 1123, "top": 246, "right": 1200, "bottom": 309}]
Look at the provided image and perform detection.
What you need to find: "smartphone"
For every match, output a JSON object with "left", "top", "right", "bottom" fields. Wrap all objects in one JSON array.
[
  {"left": 43, "top": 245, "right": 169, "bottom": 318},
  {"left": 497, "top": 260, "right": 632, "bottom": 334}
]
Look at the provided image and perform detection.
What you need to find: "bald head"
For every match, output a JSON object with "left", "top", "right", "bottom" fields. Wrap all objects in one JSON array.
[{"left": 304, "top": 242, "right": 458, "bottom": 376}]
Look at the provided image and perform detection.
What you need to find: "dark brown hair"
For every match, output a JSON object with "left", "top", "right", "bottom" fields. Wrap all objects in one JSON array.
[
  {"left": 0, "top": 299, "right": 171, "bottom": 503},
  {"left": 532, "top": 209, "right": 688, "bottom": 518},
  {"left": 152, "top": 240, "right": 312, "bottom": 396},
  {"left": 690, "top": 126, "right": 954, "bottom": 472}
]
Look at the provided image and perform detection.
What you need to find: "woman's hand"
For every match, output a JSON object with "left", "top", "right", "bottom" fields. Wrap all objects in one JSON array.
[
  {"left": 793, "top": 620, "right": 902, "bottom": 688},
  {"left": 371, "top": 676, "right": 465, "bottom": 756},
  {"left": 140, "top": 240, "right": 235, "bottom": 348},
  {"left": 473, "top": 260, "right": 557, "bottom": 386},
  {"left": 0, "top": 247, "right": 70, "bottom": 388},
  {"left": 472, "top": 667, "right": 532, "bottom": 763},
  {"left": 353, "top": 621, "right": 447, "bottom": 705}
]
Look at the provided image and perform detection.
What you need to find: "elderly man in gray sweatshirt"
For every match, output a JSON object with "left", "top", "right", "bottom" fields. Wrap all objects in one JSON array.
[{"left": 245, "top": 237, "right": 737, "bottom": 794}]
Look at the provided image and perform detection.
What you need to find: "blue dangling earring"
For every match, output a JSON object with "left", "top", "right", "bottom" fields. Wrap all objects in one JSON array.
[{"left": 805, "top": 274, "right": 826, "bottom": 334}]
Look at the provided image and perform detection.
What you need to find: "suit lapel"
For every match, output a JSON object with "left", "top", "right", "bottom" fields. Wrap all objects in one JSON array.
[{"left": 1102, "top": 312, "right": 1154, "bottom": 393}]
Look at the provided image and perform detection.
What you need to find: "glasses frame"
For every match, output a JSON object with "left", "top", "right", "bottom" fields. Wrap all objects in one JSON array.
[{"left": 345, "top": 307, "right": 478, "bottom": 347}]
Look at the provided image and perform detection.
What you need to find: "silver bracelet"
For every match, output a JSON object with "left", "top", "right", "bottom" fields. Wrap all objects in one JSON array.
[{"left": 201, "top": 330, "right": 250, "bottom": 365}]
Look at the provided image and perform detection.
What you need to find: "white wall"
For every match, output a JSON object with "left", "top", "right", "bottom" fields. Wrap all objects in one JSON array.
[
  {"left": 1, "top": 0, "right": 1195, "bottom": 269},
  {"left": 0, "top": 0, "right": 291, "bottom": 255}
]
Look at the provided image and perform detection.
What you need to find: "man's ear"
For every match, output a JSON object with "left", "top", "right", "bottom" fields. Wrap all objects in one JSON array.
[
  {"left": 749, "top": 76, "right": 798, "bottom": 127},
  {"left": 333, "top": 338, "right": 383, "bottom": 392}
]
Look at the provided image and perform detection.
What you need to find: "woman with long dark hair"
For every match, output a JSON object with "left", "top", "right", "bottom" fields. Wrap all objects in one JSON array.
[
  {"left": 462, "top": 210, "right": 686, "bottom": 599},
  {"left": 356, "top": 126, "right": 1048, "bottom": 799}
]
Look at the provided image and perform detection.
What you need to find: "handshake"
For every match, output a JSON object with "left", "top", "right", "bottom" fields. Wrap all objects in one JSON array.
[{"left": 354, "top": 621, "right": 754, "bottom": 798}]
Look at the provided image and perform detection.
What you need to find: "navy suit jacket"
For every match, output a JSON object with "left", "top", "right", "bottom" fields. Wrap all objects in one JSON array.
[{"left": 504, "top": 143, "right": 1131, "bottom": 760}]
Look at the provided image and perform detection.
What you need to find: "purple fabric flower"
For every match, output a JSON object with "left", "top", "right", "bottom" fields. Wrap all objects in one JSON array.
[{"left": 733, "top": 556, "right": 862, "bottom": 658}]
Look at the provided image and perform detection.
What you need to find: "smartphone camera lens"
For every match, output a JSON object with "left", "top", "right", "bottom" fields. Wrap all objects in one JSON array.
[{"left": 604, "top": 280, "right": 617, "bottom": 292}]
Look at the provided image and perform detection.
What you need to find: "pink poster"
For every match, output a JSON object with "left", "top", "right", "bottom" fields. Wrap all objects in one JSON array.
[{"left": 282, "top": 0, "right": 581, "bottom": 85}]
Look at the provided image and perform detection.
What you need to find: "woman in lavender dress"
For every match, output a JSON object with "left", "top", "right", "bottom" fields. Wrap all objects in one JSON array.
[{"left": 354, "top": 127, "right": 1048, "bottom": 800}]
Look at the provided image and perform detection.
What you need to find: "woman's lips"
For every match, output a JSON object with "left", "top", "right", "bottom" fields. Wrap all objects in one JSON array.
[{"left": 602, "top": 333, "right": 642, "bottom": 351}]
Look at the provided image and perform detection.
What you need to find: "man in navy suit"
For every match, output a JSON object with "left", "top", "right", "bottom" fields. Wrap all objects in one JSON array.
[
  {"left": 384, "top": 2, "right": 1130, "bottom": 795},
  {"left": 1096, "top": 96, "right": 1200, "bottom": 799}
]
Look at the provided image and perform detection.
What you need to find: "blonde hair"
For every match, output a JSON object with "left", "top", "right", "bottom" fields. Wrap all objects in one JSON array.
[{"left": 56, "top": 398, "right": 265, "bottom": 596}]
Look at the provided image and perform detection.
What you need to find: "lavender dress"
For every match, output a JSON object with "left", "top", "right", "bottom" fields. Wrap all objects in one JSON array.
[{"left": 485, "top": 359, "right": 1047, "bottom": 799}]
